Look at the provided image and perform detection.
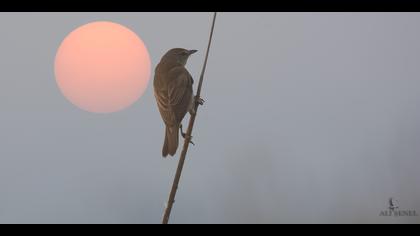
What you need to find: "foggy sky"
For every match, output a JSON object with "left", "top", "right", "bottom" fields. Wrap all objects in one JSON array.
[{"left": 0, "top": 12, "right": 419, "bottom": 224}]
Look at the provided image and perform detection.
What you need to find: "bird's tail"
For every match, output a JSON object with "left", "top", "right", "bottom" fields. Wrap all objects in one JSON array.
[{"left": 162, "top": 125, "right": 179, "bottom": 157}]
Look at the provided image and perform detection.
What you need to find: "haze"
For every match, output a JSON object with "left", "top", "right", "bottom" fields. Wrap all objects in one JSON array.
[{"left": 0, "top": 13, "right": 419, "bottom": 224}]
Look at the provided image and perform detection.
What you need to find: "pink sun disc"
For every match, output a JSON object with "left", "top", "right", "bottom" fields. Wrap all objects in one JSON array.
[{"left": 55, "top": 21, "right": 151, "bottom": 113}]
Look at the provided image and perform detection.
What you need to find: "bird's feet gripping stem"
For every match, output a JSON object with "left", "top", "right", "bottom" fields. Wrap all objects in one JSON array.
[
  {"left": 180, "top": 124, "right": 195, "bottom": 145},
  {"left": 188, "top": 96, "right": 205, "bottom": 116},
  {"left": 195, "top": 95, "right": 205, "bottom": 106}
]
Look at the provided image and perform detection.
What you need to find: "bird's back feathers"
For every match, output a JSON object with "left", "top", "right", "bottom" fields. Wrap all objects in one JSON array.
[{"left": 154, "top": 62, "right": 194, "bottom": 157}]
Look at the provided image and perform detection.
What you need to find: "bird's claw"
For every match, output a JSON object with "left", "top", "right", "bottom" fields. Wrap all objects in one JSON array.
[
  {"left": 195, "top": 96, "right": 205, "bottom": 106},
  {"left": 180, "top": 124, "right": 195, "bottom": 145}
]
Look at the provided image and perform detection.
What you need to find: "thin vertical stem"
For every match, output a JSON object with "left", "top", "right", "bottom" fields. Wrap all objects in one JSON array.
[{"left": 161, "top": 12, "right": 217, "bottom": 225}]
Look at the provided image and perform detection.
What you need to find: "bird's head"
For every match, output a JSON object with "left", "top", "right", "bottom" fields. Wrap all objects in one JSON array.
[{"left": 162, "top": 48, "right": 197, "bottom": 66}]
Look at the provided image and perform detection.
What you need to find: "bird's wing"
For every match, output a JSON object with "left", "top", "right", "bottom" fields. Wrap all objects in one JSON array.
[
  {"left": 167, "top": 67, "right": 193, "bottom": 123},
  {"left": 156, "top": 66, "right": 193, "bottom": 127}
]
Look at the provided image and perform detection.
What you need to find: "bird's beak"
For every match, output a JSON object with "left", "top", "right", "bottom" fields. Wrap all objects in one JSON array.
[{"left": 188, "top": 49, "right": 198, "bottom": 55}]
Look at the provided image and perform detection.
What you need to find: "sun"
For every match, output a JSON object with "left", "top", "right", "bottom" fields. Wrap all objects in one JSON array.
[{"left": 55, "top": 21, "right": 151, "bottom": 113}]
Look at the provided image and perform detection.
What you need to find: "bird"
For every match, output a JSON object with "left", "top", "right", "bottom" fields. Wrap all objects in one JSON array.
[{"left": 153, "top": 48, "right": 203, "bottom": 157}]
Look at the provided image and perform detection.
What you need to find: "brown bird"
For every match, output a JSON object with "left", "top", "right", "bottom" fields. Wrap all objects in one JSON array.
[{"left": 154, "top": 48, "right": 203, "bottom": 157}]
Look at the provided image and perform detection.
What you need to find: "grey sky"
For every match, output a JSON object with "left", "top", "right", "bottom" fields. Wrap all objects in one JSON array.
[{"left": 0, "top": 12, "right": 420, "bottom": 224}]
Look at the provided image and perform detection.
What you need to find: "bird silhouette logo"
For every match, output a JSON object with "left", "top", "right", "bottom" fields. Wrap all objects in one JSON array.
[{"left": 389, "top": 198, "right": 399, "bottom": 211}]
